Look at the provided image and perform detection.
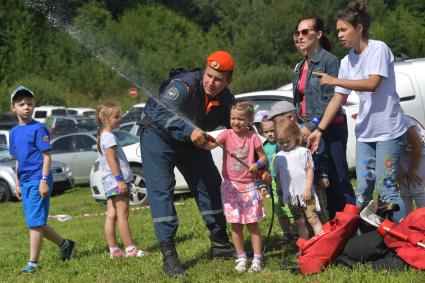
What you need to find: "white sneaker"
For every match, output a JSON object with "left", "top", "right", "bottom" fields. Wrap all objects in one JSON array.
[
  {"left": 248, "top": 259, "right": 263, "bottom": 272},
  {"left": 235, "top": 258, "right": 247, "bottom": 273}
]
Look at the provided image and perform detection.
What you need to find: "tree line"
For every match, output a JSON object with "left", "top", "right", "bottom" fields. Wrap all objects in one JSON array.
[{"left": 0, "top": 0, "right": 423, "bottom": 112}]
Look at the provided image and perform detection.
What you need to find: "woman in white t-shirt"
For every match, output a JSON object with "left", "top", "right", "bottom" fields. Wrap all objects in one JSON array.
[{"left": 308, "top": 0, "right": 407, "bottom": 221}]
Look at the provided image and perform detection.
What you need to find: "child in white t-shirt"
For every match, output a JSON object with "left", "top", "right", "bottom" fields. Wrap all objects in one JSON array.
[
  {"left": 274, "top": 119, "right": 323, "bottom": 239},
  {"left": 96, "top": 102, "right": 147, "bottom": 259},
  {"left": 398, "top": 115, "right": 425, "bottom": 212}
]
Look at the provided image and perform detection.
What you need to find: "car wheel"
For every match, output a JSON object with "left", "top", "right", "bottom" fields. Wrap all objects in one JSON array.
[
  {"left": 0, "top": 180, "right": 11, "bottom": 202},
  {"left": 129, "top": 166, "right": 148, "bottom": 206}
]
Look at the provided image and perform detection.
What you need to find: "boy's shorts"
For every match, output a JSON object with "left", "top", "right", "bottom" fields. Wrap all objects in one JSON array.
[
  {"left": 21, "top": 177, "right": 53, "bottom": 228},
  {"left": 289, "top": 199, "right": 319, "bottom": 220}
]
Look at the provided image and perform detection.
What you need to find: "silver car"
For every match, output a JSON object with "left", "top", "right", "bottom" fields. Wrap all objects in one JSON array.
[{"left": 0, "top": 145, "right": 74, "bottom": 202}]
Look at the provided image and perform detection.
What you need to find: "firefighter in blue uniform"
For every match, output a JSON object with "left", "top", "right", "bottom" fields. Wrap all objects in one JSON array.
[{"left": 140, "top": 51, "right": 236, "bottom": 276}]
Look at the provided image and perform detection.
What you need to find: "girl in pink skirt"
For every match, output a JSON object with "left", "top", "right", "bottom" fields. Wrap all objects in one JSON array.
[{"left": 207, "top": 102, "right": 268, "bottom": 273}]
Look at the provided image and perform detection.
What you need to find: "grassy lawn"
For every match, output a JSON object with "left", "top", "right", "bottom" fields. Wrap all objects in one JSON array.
[{"left": 0, "top": 187, "right": 422, "bottom": 282}]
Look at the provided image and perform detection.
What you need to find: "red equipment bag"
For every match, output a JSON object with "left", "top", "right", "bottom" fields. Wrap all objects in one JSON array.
[
  {"left": 378, "top": 207, "right": 425, "bottom": 270},
  {"left": 297, "top": 204, "right": 360, "bottom": 275}
]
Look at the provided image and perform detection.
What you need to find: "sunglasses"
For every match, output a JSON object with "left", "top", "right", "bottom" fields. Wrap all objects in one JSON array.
[{"left": 294, "top": 28, "right": 316, "bottom": 37}]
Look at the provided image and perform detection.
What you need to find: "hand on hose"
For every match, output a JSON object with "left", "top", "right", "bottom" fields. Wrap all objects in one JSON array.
[
  {"left": 190, "top": 128, "right": 208, "bottom": 148},
  {"left": 259, "top": 170, "right": 272, "bottom": 185}
]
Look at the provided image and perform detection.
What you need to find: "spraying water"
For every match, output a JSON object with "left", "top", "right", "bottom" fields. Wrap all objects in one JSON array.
[{"left": 26, "top": 0, "right": 201, "bottom": 130}]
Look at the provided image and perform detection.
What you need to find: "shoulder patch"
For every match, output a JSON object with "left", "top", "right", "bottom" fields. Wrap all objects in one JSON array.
[
  {"left": 164, "top": 87, "right": 180, "bottom": 101},
  {"left": 42, "top": 136, "right": 49, "bottom": 142}
]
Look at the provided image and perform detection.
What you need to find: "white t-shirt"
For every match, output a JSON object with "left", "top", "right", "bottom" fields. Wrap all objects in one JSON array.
[
  {"left": 335, "top": 40, "right": 406, "bottom": 142},
  {"left": 99, "top": 131, "right": 133, "bottom": 191},
  {"left": 274, "top": 146, "right": 320, "bottom": 211}
]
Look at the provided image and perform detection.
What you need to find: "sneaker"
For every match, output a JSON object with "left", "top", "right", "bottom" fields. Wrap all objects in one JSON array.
[
  {"left": 125, "top": 247, "right": 146, "bottom": 257},
  {"left": 235, "top": 258, "right": 247, "bottom": 273},
  {"left": 60, "top": 240, "right": 76, "bottom": 261},
  {"left": 22, "top": 263, "right": 39, "bottom": 273},
  {"left": 248, "top": 259, "right": 263, "bottom": 272},
  {"left": 110, "top": 249, "right": 124, "bottom": 259}
]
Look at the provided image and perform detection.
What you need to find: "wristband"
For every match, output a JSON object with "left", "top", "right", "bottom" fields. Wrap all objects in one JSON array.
[
  {"left": 114, "top": 174, "right": 124, "bottom": 181},
  {"left": 41, "top": 175, "right": 49, "bottom": 181},
  {"left": 255, "top": 161, "right": 265, "bottom": 168},
  {"left": 316, "top": 126, "right": 326, "bottom": 134}
]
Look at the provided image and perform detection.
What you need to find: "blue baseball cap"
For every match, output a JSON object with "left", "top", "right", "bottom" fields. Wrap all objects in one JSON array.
[{"left": 10, "top": 86, "right": 34, "bottom": 103}]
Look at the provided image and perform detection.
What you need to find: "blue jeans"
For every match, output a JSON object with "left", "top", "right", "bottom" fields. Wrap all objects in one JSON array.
[{"left": 355, "top": 134, "right": 406, "bottom": 222}]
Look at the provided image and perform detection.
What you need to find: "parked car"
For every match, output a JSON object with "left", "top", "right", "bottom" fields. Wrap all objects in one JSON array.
[
  {"left": 119, "top": 121, "right": 141, "bottom": 137},
  {"left": 45, "top": 116, "right": 97, "bottom": 138},
  {"left": 33, "top": 106, "right": 67, "bottom": 124},
  {"left": 0, "top": 130, "right": 9, "bottom": 147},
  {"left": 121, "top": 103, "right": 145, "bottom": 123},
  {"left": 0, "top": 146, "right": 74, "bottom": 202},
  {"left": 66, "top": 107, "right": 96, "bottom": 117},
  {"left": 51, "top": 131, "right": 139, "bottom": 186},
  {"left": 0, "top": 113, "right": 18, "bottom": 130}
]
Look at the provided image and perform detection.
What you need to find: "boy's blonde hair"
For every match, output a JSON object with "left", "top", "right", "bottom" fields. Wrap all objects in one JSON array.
[
  {"left": 96, "top": 102, "right": 121, "bottom": 153},
  {"left": 231, "top": 101, "right": 254, "bottom": 123},
  {"left": 275, "top": 119, "right": 301, "bottom": 145}
]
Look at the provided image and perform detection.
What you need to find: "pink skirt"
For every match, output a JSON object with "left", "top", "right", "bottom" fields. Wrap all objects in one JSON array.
[{"left": 221, "top": 179, "right": 265, "bottom": 224}]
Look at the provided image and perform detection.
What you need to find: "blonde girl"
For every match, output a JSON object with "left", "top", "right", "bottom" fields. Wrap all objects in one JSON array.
[
  {"left": 274, "top": 119, "right": 323, "bottom": 240},
  {"left": 96, "top": 102, "right": 146, "bottom": 258},
  {"left": 208, "top": 102, "right": 268, "bottom": 273}
]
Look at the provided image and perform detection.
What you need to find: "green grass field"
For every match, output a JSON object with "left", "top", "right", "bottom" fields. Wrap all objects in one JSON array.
[{"left": 0, "top": 187, "right": 422, "bottom": 282}]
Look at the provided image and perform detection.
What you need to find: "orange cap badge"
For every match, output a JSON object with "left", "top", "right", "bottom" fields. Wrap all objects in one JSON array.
[{"left": 207, "top": 51, "right": 235, "bottom": 72}]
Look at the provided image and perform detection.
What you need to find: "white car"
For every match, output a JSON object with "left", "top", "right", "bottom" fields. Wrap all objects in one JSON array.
[
  {"left": 52, "top": 131, "right": 139, "bottom": 185},
  {"left": 33, "top": 106, "right": 67, "bottom": 124},
  {"left": 66, "top": 107, "right": 96, "bottom": 117},
  {"left": 0, "top": 130, "right": 9, "bottom": 147}
]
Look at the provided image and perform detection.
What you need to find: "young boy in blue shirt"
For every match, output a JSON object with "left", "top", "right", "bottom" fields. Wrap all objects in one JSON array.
[{"left": 9, "top": 86, "right": 76, "bottom": 273}]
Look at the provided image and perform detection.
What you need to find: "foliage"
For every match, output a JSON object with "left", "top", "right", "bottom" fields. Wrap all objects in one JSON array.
[{"left": 0, "top": 0, "right": 423, "bottom": 113}]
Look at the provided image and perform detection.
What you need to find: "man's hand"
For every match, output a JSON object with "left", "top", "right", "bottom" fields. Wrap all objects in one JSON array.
[
  {"left": 308, "top": 129, "right": 322, "bottom": 154},
  {"left": 39, "top": 180, "right": 49, "bottom": 198},
  {"left": 16, "top": 185, "right": 22, "bottom": 200},
  {"left": 312, "top": 72, "right": 337, "bottom": 86},
  {"left": 190, "top": 128, "right": 208, "bottom": 148},
  {"left": 118, "top": 180, "right": 128, "bottom": 195}
]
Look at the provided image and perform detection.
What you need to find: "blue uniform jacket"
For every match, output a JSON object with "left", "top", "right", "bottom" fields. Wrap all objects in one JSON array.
[{"left": 142, "top": 69, "right": 235, "bottom": 143}]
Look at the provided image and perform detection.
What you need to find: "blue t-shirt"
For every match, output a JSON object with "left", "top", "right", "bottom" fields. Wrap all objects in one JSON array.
[{"left": 9, "top": 120, "right": 51, "bottom": 183}]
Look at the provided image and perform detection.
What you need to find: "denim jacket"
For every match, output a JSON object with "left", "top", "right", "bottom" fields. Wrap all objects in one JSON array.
[{"left": 292, "top": 48, "right": 344, "bottom": 132}]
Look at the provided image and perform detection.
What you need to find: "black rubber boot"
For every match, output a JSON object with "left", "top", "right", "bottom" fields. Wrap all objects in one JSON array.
[
  {"left": 159, "top": 239, "right": 185, "bottom": 277},
  {"left": 210, "top": 230, "right": 236, "bottom": 258}
]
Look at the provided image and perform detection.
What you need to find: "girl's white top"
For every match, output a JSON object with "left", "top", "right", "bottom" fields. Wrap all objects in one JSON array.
[
  {"left": 99, "top": 131, "right": 133, "bottom": 191},
  {"left": 335, "top": 40, "right": 406, "bottom": 142},
  {"left": 274, "top": 146, "right": 320, "bottom": 211}
]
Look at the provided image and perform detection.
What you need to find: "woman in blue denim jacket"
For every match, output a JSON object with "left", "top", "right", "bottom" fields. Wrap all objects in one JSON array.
[{"left": 292, "top": 15, "right": 356, "bottom": 219}]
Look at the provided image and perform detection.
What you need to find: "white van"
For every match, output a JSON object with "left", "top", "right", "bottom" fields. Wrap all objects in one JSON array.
[{"left": 33, "top": 106, "right": 67, "bottom": 123}]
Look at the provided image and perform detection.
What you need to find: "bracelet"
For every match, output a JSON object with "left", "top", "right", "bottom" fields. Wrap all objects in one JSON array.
[
  {"left": 316, "top": 126, "right": 326, "bottom": 134},
  {"left": 41, "top": 175, "right": 49, "bottom": 181},
  {"left": 255, "top": 161, "right": 265, "bottom": 168},
  {"left": 114, "top": 174, "right": 124, "bottom": 181}
]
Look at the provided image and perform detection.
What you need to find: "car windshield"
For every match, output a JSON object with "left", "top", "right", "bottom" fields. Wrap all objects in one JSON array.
[
  {"left": 129, "top": 106, "right": 144, "bottom": 113},
  {"left": 114, "top": 130, "right": 139, "bottom": 146},
  {"left": 91, "top": 130, "right": 138, "bottom": 147},
  {"left": 77, "top": 118, "right": 96, "bottom": 126},
  {"left": 236, "top": 96, "right": 291, "bottom": 114}
]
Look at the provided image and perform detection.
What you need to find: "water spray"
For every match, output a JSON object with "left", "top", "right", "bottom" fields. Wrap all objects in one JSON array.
[{"left": 26, "top": 0, "right": 201, "bottom": 131}]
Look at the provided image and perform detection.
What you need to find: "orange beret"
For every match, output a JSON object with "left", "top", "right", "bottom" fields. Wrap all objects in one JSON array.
[{"left": 207, "top": 51, "right": 235, "bottom": 72}]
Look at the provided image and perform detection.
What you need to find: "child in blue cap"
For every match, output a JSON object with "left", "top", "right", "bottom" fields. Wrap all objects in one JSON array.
[{"left": 9, "top": 86, "right": 76, "bottom": 273}]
